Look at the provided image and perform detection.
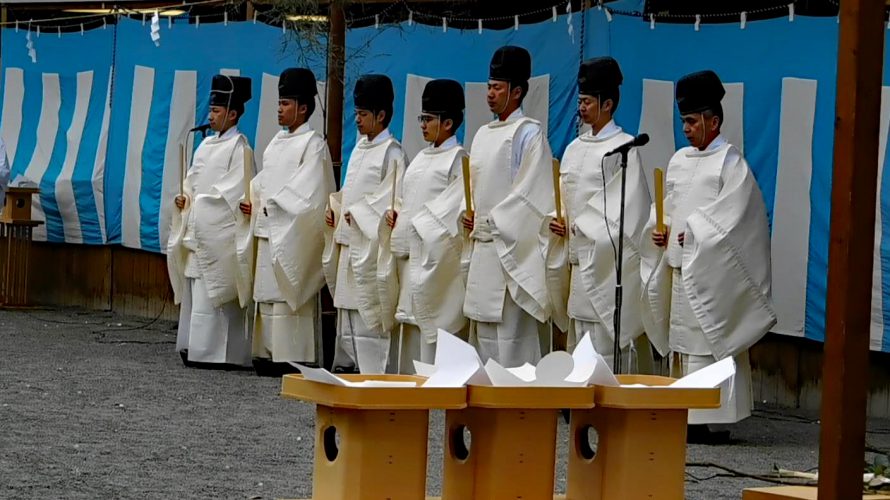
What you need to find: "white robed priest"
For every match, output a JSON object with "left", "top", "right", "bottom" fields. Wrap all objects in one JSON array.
[
  {"left": 461, "top": 46, "right": 556, "bottom": 368},
  {"left": 549, "top": 57, "right": 657, "bottom": 372},
  {"left": 324, "top": 74, "right": 408, "bottom": 374},
  {"left": 168, "top": 75, "right": 255, "bottom": 368},
  {"left": 237, "top": 68, "right": 335, "bottom": 376},
  {"left": 382, "top": 79, "right": 468, "bottom": 372},
  {"left": 641, "top": 70, "right": 775, "bottom": 442}
]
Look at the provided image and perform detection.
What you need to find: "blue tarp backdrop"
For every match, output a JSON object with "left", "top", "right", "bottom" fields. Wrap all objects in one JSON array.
[{"left": 0, "top": 10, "right": 886, "bottom": 349}]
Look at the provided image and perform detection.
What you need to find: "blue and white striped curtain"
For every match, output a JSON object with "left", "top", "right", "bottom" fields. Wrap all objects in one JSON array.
[{"left": 2, "top": 13, "right": 889, "bottom": 350}]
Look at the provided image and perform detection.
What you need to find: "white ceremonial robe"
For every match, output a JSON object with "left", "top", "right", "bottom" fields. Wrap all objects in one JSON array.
[
  {"left": 167, "top": 127, "right": 254, "bottom": 365},
  {"left": 464, "top": 114, "right": 556, "bottom": 368},
  {"left": 639, "top": 138, "right": 776, "bottom": 424},
  {"left": 384, "top": 137, "right": 467, "bottom": 372},
  {"left": 237, "top": 124, "right": 335, "bottom": 364},
  {"left": 328, "top": 130, "right": 408, "bottom": 373},
  {"left": 557, "top": 123, "right": 656, "bottom": 372}
]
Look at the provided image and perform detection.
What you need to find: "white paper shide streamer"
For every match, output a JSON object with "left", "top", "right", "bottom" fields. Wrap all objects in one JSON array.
[
  {"left": 566, "top": 1, "right": 574, "bottom": 43},
  {"left": 151, "top": 10, "right": 161, "bottom": 46},
  {"left": 25, "top": 30, "right": 37, "bottom": 63}
]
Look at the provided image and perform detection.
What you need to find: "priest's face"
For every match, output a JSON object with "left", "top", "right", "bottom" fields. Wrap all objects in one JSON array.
[
  {"left": 355, "top": 108, "right": 382, "bottom": 136},
  {"left": 419, "top": 113, "right": 442, "bottom": 143},
  {"left": 682, "top": 112, "right": 720, "bottom": 149},
  {"left": 278, "top": 99, "right": 298, "bottom": 128},
  {"left": 209, "top": 106, "right": 235, "bottom": 132},
  {"left": 578, "top": 95, "right": 600, "bottom": 125},
  {"left": 487, "top": 80, "right": 512, "bottom": 114}
]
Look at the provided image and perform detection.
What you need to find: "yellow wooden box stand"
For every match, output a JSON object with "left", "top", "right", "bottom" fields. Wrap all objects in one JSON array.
[
  {"left": 281, "top": 374, "right": 467, "bottom": 500},
  {"left": 742, "top": 486, "right": 890, "bottom": 499},
  {"left": 566, "top": 375, "right": 720, "bottom": 500},
  {"left": 441, "top": 385, "right": 596, "bottom": 500}
]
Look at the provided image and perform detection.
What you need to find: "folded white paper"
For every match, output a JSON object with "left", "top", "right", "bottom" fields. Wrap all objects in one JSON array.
[
  {"left": 290, "top": 363, "right": 418, "bottom": 388},
  {"left": 421, "top": 330, "right": 490, "bottom": 388},
  {"left": 505, "top": 363, "right": 537, "bottom": 382},
  {"left": 669, "top": 356, "right": 736, "bottom": 389},
  {"left": 413, "top": 360, "right": 437, "bottom": 377}
]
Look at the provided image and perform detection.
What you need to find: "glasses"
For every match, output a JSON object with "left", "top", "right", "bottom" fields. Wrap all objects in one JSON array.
[{"left": 417, "top": 114, "right": 439, "bottom": 124}]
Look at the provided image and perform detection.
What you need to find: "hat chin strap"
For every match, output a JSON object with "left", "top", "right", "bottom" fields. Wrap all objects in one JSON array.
[
  {"left": 497, "top": 83, "right": 512, "bottom": 117},
  {"left": 218, "top": 75, "right": 235, "bottom": 134}
]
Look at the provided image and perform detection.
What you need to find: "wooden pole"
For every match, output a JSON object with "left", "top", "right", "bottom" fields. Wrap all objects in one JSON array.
[
  {"left": 326, "top": 0, "right": 346, "bottom": 189},
  {"left": 552, "top": 158, "right": 563, "bottom": 223},
  {"left": 818, "top": 0, "right": 885, "bottom": 498},
  {"left": 462, "top": 156, "right": 473, "bottom": 218},
  {"left": 654, "top": 168, "right": 664, "bottom": 233}
]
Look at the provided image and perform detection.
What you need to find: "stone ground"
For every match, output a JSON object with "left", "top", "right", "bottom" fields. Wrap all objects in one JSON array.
[{"left": 2, "top": 307, "right": 888, "bottom": 499}]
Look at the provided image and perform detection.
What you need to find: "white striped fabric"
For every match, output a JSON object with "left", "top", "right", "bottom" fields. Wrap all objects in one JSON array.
[
  {"left": 91, "top": 66, "right": 113, "bottom": 243},
  {"left": 23, "top": 73, "right": 62, "bottom": 242},
  {"left": 158, "top": 70, "right": 197, "bottom": 252},
  {"left": 722, "top": 82, "right": 745, "bottom": 153},
  {"left": 121, "top": 65, "right": 155, "bottom": 249},
  {"left": 637, "top": 79, "right": 676, "bottom": 198},
  {"left": 54, "top": 70, "right": 94, "bottom": 243},
  {"left": 401, "top": 74, "right": 433, "bottom": 161},
  {"left": 1, "top": 68, "right": 25, "bottom": 167},
  {"left": 869, "top": 86, "right": 890, "bottom": 349},
  {"left": 771, "top": 77, "right": 817, "bottom": 337},
  {"left": 308, "top": 80, "right": 327, "bottom": 140},
  {"left": 463, "top": 82, "right": 490, "bottom": 152},
  {"left": 253, "top": 72, "right": 281, "bottom": 172},
  {"left": 524, "top": 75, "right": 550, "bottom": 139}
]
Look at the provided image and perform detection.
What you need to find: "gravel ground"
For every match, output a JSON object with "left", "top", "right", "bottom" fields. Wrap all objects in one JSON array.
[{"left": 2, "top": 307, "right": 889, "bottom": 499}]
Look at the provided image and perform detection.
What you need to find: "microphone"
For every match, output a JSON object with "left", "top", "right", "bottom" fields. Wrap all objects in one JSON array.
[
  {"left": 189, "top": 123, "right": 212, "bottom": 134},
  {"left": 604, "top": 133, "right": 650, "bottom": 157}
]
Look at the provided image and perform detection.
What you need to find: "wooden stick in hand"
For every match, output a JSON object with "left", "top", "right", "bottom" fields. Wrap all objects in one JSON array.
[
  {"left": 552, "top": 158, "right": 563, "bottom": 223},
  {"left": 462, "top": 155, "right": 473, "bottom": 218},
  {"left": 655, "top": 167, "right": 665, "bottom": 233}
]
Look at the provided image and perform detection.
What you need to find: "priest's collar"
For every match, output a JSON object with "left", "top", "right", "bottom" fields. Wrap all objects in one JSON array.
[
  {"left": 505, "top": 108, "right": 525, "bottom": 122},
  {"left": 489, "top": 107, "right": 526, "bottom": 128},
  {"left": 580, "top": 120, "right": 622, "bottom": 143},
  {"left": 434, "top": 135, "right": 458, "bottom": 150},
  {"left": 216, "top": 126, "right": 240, "bottom": 141},
  {"left": 703, "top": 134, "right": 728, "bottom": 152},
  {"left": 284, "top": 122, "right": 312, "bottom": 137},
  {"left": 369, "top": 127, "right": 392, "bottom": 145},
  {"left": 422, "top": 135, "right": 459, "bottom": 155},
  {"left": 686, "top": 134, "right": 731, "bottom": 158}
]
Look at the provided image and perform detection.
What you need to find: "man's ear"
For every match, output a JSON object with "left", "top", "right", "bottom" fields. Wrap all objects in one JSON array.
[
  {"left": 510, "top": 85, "right": 523, "bottom": 102},
  {"left": 375, "top": 110, "right": 386, "bottom": 125}
]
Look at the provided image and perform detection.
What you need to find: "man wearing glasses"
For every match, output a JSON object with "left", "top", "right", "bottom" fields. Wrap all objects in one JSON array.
[{"left": 382, "top": 79, "right": 468, "bottom": 371}]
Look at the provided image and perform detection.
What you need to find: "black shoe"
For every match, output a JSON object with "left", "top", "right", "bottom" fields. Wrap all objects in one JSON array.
[
  {"left": 332, "top": 366, "right": 358, "bottom": 374},
  {"left": 686, "top": 424, "right": 732, "bottom": 445},
  {"left": 253, "top": 359, "right": 306, "bottom": 377},
  {"left": 179, "top": 350, "right": 194, "bottom": 368}
]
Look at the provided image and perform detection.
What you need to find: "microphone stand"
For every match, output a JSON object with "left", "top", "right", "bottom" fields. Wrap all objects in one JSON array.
[{"left": 612, "top": 148, "right": 630, "bottom": 375}]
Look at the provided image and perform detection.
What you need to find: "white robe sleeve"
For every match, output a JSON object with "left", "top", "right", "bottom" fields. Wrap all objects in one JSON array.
[
  {"left": 166, "top": 172, "right": 193, "bottom": 305},
  {"left": 409, "top": 152, "right": 469, "bottom": 342},
  {"left": 322, "top": 191, "right": 343, "bottom": 296},
  {"left": 348, "top": 147, "right": 407, "bottom": 332},
  {"left": 490, "top": 130, "right": 557, "bottom": 323},
  {"left": 682, "top": 157, "right": 776, "bottom": 359},
  {"left": 264, "top": 136, "right": 335, "bottom": 310},
  {"left": 193, "top": 138, "right": 254, "bottom": 308}
]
